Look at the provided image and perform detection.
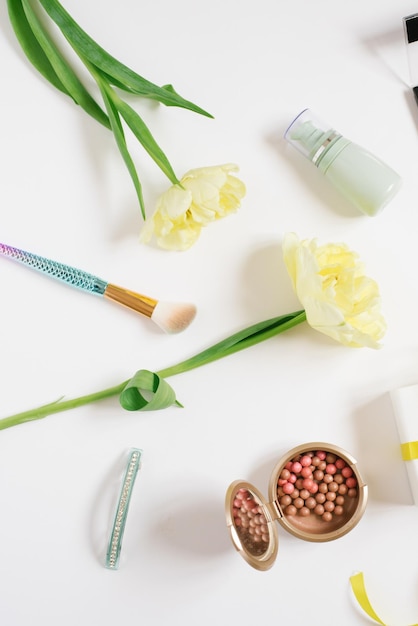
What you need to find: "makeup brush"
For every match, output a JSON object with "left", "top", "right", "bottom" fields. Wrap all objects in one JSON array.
[{"left": 0, "top": 242, "right": 196, "bottom": 333}]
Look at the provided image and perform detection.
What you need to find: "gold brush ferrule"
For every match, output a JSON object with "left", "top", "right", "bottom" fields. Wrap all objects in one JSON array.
[{"left": 103, "top": 283, "right": 157, "bottom": 318}]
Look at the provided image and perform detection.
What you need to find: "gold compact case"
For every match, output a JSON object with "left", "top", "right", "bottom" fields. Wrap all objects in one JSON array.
[{"left": 225, "top": 442, "right": 368, "bottom": 571}]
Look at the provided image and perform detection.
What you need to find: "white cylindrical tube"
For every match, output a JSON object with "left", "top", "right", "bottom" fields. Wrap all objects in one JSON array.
[{"left": 390, "top": 384, "right": 418, "bottom": 505}]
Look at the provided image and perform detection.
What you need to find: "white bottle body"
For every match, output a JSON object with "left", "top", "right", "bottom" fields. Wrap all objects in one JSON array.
[{"left": 319, "top": 140, "right": 402, "bottom": 216}]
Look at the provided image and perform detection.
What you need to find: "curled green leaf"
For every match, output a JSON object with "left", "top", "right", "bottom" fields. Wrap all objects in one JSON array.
[{"left": 120, "top": 369, "right": 181, "bottom": 411}]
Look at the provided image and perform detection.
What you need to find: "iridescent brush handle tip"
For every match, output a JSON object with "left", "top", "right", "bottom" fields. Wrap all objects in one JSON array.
[{"left": 103, "top": 283, "right": 196, "bottom": 333}]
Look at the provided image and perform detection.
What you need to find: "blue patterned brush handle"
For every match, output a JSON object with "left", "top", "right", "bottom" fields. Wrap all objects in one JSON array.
[{"left": 0, "top": 243, "right": 108, "bottom": 295}]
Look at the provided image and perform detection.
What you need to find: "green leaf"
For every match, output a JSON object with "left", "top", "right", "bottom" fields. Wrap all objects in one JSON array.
[
  {"left": 7, "top": 0, "right": 69, "bottom": 95},
  {"left": 115, "top": 96, "right": 179, "bottom": 185},
  {"left": 37, "top": 0, "right": 213, "bottom": 117},
  {"left": 96, "top": 76, "right": 146, "bottom": 219},
  {"left": 120, "top": 369, "right": 180, "bottom": 411},
  {"left": 16, "top": 0, "right": 110, "bottom": 128}
]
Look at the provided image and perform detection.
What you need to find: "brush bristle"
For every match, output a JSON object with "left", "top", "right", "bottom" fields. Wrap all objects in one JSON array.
[{"left": 150, "top": 301, "right": 197, "bottom": 334}]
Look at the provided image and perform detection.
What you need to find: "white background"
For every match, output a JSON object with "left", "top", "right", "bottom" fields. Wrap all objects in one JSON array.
[{"left": 1, "top": 1, "right": 418, "bottom": 624}]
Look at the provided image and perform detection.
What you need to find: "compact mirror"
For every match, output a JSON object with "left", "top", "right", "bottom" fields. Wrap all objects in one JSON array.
[
  {"left": 225, "top": 480, "right": 278, "bottom": 571},
  {"left": 226, "top": 442, "right": 368, "bottom": 570}
]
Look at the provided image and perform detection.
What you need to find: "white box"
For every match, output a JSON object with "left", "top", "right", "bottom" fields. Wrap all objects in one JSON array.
[{"left": 390, "top": 384, "right": 418, "bottom": 505}]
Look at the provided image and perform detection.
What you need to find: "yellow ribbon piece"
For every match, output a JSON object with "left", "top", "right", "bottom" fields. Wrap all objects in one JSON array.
[
  {"left": 350, "top": 572, "right": 386, "bottom": 625},
  {"left": 401, "top": 441, "right": 418, "bottom": 461},
  {"left": 350, "top": 572, "right": 418, "bottom": 626}
]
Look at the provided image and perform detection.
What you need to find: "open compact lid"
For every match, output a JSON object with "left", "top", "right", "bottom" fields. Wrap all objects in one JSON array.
[{"left": 225, "top": 479, "right": 279, "bottom": 571}]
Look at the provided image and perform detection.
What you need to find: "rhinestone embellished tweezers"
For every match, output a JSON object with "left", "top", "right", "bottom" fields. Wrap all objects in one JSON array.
[{"left": 105, "top": 448, "right": 142, "bottom": 570}]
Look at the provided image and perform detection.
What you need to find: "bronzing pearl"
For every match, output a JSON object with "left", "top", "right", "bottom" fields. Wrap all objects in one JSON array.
[
  {"left": 300, "top": 455, "right": 312, "bottom": 467},
  {"left": 282, "top": 481, "right": 295, "bottom": 495},
  {"left": 285, "top": 504, "right": 297, "bottom": 516},
  {"left": 324, "top": 501, "right": 335, "bottom": 512},
  {"left": 280, "top": 495, "right": 292, "bottom": 507},
  {"left": 314, "top": 469, "right": 324, "bottom": 481},
  {"left": 346, "top": 477, "right": 357, "bottom": 489},
  {"left": 299, "top": 506, "right": 310, "bottom": 517},
  {"left": 315, "top": 492, "right": 326, "bottom": 504}
]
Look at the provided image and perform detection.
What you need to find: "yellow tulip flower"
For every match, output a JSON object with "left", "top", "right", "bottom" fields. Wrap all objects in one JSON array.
[
  {"left": 140, "top": 164, "right": 246, "bottom": 250},
  {"left": 283, "top": 232, "right": 386, "bottom": 348}
]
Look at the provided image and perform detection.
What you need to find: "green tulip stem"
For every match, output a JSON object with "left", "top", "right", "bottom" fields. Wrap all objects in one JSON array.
[
  {"left": 0, "top": 310, "right": 306, "bottom": 430},
  {"left": 156, "top": 310, "right": 307, "bottom": 378},
  {"left": 0, "top": 383, "right": 129, "bottom": 431}
]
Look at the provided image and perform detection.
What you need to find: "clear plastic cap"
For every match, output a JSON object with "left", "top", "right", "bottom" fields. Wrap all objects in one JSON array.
[{"left": 284, "top": 108, "right": 339, "bottom": 163}]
